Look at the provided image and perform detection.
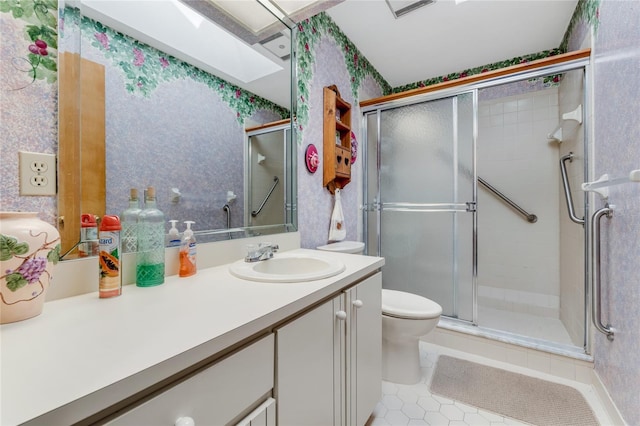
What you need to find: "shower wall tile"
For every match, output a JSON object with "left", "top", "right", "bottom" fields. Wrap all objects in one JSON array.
[
  {"left": 477, "top": 88, "right": 561, "bottom": 317},
  {"left": 591, "top": 1, "right": 640, "bottom": 425}
]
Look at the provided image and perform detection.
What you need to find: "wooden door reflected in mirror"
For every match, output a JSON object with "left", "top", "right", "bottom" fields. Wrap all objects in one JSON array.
[{"left": 58, "top": 52, "right": 106, "bottom": 256}]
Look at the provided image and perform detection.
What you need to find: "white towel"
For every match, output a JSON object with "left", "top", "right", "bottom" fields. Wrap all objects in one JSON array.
[{"left": 328, "top": 189, "right": 346, "bottom": 242}]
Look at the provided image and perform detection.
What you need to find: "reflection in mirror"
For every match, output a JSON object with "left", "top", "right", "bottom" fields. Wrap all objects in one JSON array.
[
  {"left": 246, "top": 121, "right": 290, "bottom": 227},
  {"left": 58, "top": 0, "right": 296, "bottom": 258}
]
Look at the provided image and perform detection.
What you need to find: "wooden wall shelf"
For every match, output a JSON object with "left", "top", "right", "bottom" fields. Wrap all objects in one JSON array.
[{"left": 323, "top": 86, "right": 352, "bottom": 194}]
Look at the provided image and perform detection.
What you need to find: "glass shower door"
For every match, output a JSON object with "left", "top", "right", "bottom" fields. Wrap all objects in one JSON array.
[{"left": 369, "top": 93, "right": 475, "bottom": 321}]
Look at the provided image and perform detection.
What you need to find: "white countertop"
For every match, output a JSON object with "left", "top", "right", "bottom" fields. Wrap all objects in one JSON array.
[{"left": 1, "top": 249, "right": 384, "bottom": 425}]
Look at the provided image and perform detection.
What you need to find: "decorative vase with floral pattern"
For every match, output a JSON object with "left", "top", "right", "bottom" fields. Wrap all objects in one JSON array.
[{"left": 0, "top": 212, "right": 61, "bottom": 324}]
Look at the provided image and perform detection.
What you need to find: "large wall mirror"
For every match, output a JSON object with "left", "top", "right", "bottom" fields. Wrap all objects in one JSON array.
[{"left": 58, "top": 0, "right": 297, "bottom": 258}]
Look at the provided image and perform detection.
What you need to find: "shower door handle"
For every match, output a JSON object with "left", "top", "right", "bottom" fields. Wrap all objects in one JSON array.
[
  {"left": 560, "top": 153, "right": 585, "bottom": 225},
  {"left": 590, "top": 204, "right": 615, "bottom": 340}
]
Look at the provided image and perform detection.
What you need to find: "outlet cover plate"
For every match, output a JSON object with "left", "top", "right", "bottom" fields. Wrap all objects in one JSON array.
[{"left": 19, "top": 151, "right": 57, "bottom": 196}]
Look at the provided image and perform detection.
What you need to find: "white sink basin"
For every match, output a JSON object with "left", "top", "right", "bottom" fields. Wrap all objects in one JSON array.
[{"left": 229, "top": 252, "right": 346, "bottom": 282}]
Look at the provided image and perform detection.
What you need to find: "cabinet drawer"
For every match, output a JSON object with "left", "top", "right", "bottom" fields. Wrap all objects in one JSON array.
[{"left": 108, "top": 334, "right": 274, "bottom": 426}]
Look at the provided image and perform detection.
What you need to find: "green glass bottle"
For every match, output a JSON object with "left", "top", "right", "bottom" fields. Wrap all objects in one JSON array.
[{"left": 136, "top": 186, "right": 165, "bottom": 287}]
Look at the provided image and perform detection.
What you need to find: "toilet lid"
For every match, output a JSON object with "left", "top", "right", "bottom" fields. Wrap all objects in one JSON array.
[{"left": 381, "top": 289, "right": 443, "bottom": 319}]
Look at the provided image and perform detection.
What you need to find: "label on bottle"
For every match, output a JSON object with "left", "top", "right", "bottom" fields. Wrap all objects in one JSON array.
[
  {"left": 179, "top": 241, "right": 197, "bottom": 277},
  {"left": 136, "top": 221, "right": 165, "bottom": 286},
  {"left": 99, "top": 230, "right": 121, "bottom": 298}
]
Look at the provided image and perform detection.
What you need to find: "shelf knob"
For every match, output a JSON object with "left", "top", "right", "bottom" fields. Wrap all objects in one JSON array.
[
  {"left": 335, "top": 310, "right": 347, "bottom": 321},
  {"left": 352, "top": 299, "right": 364, "bottom": 309}
]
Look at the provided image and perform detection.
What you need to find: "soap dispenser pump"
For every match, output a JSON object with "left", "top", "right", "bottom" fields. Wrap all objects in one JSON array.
[
  {"left": 167, "top": 220, "right": 181, "bottom": 247},
  {"left": 179, "top": 221, "right": 197, "bottom": 277}
]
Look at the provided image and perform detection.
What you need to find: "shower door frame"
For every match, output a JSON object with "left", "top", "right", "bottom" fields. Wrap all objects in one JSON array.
[
  {"left": 362, "top": 58, "right": 593, "bottom": 355},
  {"left": 363, "top": 92, "right": 478, "bottom": 322}
]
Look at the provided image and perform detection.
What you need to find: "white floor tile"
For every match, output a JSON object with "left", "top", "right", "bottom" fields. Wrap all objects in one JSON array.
[
  {"left": 401, "top": 403, "right": 426, "bottom": 420},
  {"left": 375, "top": 343, "right": 611, "bottom": 426},
  {"left": 385, "top": 409, "right": 410, "bottom": 425}
]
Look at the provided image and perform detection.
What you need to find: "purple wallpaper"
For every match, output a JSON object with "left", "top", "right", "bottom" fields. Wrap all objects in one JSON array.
[
  {"left": 297, "top": 36, "right": 384, "bottom": 250},
  {"left": 0, "top": 14, "right": 58, "bottom": 226},
  {"left": 592, "top": 1, "right": 640, "bottom": 424}
]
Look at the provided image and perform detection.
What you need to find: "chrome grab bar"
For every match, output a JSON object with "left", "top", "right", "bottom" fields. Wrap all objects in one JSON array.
[
  {"left": 223, "top": 204, "right": 231, "bottom": 229},
  {"left": 560, "top": 153, "right": 585, "bottom": 225},
  {"left": 252, "top": 176, "right": 279, "bottom": 217},
  {"left": 590, "top": 204, "right": 615, "bottom": 340},
  {"left": 478, "top": 177, "right": 537, "bottom": 223}
]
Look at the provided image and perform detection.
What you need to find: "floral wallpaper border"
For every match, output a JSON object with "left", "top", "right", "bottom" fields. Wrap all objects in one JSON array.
[
  {"left": 62, "top": 7, "right": 288, "bottom": 124},
  {"left": 295, "top": 12, "right": 393, "bottom": 140},
  {"left": 393, "top": 48, "right": 565, "bottom": 93},
  {"left": 0, "top": 0, "right": 58, "bottom": 86},
  {"left": 559, "top": 0, "right": 600, "bottom": 52}
]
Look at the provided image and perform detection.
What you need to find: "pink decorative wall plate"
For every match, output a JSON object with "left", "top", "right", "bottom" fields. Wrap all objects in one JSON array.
[{"left": 305, "top": 144, "right": 319, "bottom": 173}]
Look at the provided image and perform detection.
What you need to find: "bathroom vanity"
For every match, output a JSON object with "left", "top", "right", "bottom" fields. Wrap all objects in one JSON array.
[{"left": 0, "top": 249, "right": 384, "bottom": 425}]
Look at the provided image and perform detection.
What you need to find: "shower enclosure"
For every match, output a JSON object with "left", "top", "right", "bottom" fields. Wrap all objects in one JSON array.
[
  {"left": 246, "top": 123, "right": 290, "bottom": 228},
  {"left": 363, "top": 65, "right": 590, "bottom": 356}
]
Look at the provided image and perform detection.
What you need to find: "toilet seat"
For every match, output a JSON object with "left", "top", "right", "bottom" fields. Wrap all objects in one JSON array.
[{"left": 382, "top": 289, "right": 443, "bottom": 320}]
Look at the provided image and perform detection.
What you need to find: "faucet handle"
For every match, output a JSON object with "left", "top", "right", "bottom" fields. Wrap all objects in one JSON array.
[{"left": 259, "top": 242, "right": 279, "bottom": 252}]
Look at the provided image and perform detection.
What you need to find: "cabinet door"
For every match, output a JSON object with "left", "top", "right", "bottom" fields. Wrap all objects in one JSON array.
[
  {"left": 347, "top": 273, "right": 382, "bottom": 426},
  {"left": 276, "top": 295, "right": 344, "bottom": 426},
  {"left": 235, "top": 397, "right": 276, "bottom": 426}
]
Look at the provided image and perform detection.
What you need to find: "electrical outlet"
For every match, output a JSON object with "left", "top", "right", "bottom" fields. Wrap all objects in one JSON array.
[{"left": 19, "top": 151, "right": 57, "bottom": 196}]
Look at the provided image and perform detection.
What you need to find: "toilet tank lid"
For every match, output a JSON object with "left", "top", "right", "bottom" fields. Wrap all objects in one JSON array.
[
  {"left": 316, "top": 241, "right": 365, "bottom": 254},
  {"left": 382, "top": 289, "right": 443, "bottom": 319}
]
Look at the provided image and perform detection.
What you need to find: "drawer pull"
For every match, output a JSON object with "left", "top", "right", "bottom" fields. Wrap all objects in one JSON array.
[
  {"left": 335, "top": 310, "right": 347, "bottom": 320},
  {"left": 175, "top": 416, "right": 195, "bottom": 426},
  {"left": 352, "top": 299, "right": 364, "bottom": 309}
]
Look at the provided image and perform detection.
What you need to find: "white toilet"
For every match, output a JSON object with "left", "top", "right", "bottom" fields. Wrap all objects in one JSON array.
[
  {"left": 316, "top": 241, "right": 442, "bottom": 385},
  {"left": 381, "top": 289, "right": 442, "bottom": 384}
]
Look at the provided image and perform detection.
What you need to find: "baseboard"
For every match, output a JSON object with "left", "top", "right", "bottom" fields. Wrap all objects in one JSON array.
[{"left": 591, "top": 370, "right": 627, "bottom": 426}]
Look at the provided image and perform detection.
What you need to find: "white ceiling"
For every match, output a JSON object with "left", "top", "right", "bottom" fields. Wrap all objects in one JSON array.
[{"left": 325, "top": 0, "right": 579, "bottom": 89}]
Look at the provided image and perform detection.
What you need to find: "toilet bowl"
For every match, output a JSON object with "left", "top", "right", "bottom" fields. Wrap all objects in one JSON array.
[
  {"left": 381, "top": 289, "right": 442, "bottom": 384},
  {"left": 316, "top": 242, "right": 442, "bottom": 385}
]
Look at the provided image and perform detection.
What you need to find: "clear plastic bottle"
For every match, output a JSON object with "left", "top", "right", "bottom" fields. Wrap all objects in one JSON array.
[
  {"left": 166, "top": 220, "right": 181, "bottom": 247},
  {"left": 179, "top": 221, "right": 196, "bottom": 277},
  {"left": 79, "top": 213, "right": 99, "bottom": 257},
  {"left": 136, "top": 186, "right": 165, "bottom": 287},
  {"left": 121, "top": 188, "right": 142, "bottom": 253}
]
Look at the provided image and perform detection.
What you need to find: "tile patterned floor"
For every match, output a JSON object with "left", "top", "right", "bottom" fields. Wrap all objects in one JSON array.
[{"left": 372, "top": 345, "right": 529, "bottom": 426}]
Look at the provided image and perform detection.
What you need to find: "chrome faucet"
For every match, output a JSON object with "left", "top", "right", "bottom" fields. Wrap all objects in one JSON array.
[{"left": 245, "top": 243, "right": 279, "bottom": 262}]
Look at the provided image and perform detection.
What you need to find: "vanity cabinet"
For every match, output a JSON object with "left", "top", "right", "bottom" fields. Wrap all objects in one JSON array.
[
  {"left": 323, "top": 85, "right": 352, "bottom": 193},
  {"left": 276, "top": 273, "right": 382, "bottom": 425},
  {"left": 106, "top": 334, "right": 275, "bottom": 426}
]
